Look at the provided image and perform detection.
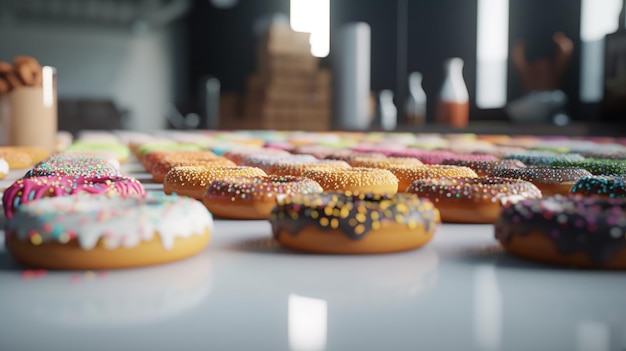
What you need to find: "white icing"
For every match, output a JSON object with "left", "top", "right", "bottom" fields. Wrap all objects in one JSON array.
[
  {"left": 7, "top": 193, "right": 214, "bottom": 250},
  {"left": 0, "top": 157, "right": 9, "bottom": 174}
]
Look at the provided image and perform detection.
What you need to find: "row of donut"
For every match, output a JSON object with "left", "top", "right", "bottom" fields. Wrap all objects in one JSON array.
[
  {"left": 126, "top": 132, "right": 626, "bottom": 269},
  {"left": 4, "top": 130, "right": 626, "bottom": 271}
]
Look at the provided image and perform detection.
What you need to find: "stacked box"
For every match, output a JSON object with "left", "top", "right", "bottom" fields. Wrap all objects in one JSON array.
[{"left": 222, "top": 23, "right": 331, "bottom": 131}]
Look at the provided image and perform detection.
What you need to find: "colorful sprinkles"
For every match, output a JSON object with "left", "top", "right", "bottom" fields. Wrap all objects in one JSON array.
[
  {"left": 204, "top": 175, "right": 323, "bottom": 202},
  {"left": 270, "top": 192, "right": 440, "bottom": 240},
  {"left": 496, "top": 195, "right": 626, "bottom": 264},
  {"left": 571, "top": 175, "right": 626, "bottom": 198}
]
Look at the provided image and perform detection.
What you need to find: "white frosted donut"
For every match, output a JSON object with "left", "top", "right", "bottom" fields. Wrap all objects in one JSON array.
[{"left": 5, "top": 193, "right": 213, "bottom": 269}]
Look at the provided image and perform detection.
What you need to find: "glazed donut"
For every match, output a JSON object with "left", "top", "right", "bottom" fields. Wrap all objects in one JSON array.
[
  {"left": 5, "top": 193, "right": 213, "bottom": 270},
  {"left": 495, "top": 195, "right": 626, "bottom": 269},
  {"left": 163, "top": 165, "right": 267, "bottom": 199},
  {"left": 25, "top": 156, "right": 121, "bottom": 178},
  {"left": 270, "top": 192, "right": 440, "bottom": 254},
  {"left": 407, "top": 177, "right": 542, "bottom": 223},
  {"left": 203, "top": 175, "right": 323, "bottom": 219},
  {"left": 504, "top": 151, "right": 584, "bottom": 166},
  {"left": 387, "top": 165, "right": 478, "bottom": 192},
  {"left": 266, "top": 159, "right": 351, "bottom": 177},
  {"left": 570, "top": 175, "right": 626, "bottom": 198},
  {"left": 302, "top": 167, "right": 399, "bottom": 195},
  {"left": 490, "top": 167, "right": 591, "bottom": 196},
  {"left": 3, "top": 175, "right": 146, "bottom": 219},
  {"left": 0, "top": 157, "right": 8, "bottom": 179},
  {"left": 346, "top": 156, "right": 423, "bottom": 169},
  {"left": 549, "top": 158, "right": 626, "bottom": 176},
  {"left": 0, "top": 148, "right": 33, "bottom": 169},
  {"left": 440, "top": 159, "right": 526, "bottom": 177},
  {"left": 151, "top": 157, "right": 236, "bottom": 183}
]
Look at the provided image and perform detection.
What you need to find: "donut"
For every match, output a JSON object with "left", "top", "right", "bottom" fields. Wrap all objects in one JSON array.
[
  {"left": 203, "top": 175, "right": 323, "bottom": 219},
  {"left": 387, "top": 165, "right": 478, "bottom": 192},
  {"left": 266, "top": 159, "right": 351, "bottom": 177},
  {"left": 222, "top": 148, "right": 290, "bottom": 165},
  {"left": 495, "top": 195, "right": 626, "bottom": 269},
  {"left": 5, "top": 193, "right": 213, "bottom": 270},
  {"left": 0, "top": 147, "right": 33, "bottom": 169},
  {"left": 24, "top": 156, "right": 121, "bottom": 178},
  {"left": 407, "top": 177, "right": 542, "bottom": 223},
  {"left": 65, "top": 141, "right": 130, "bottom": 163},
  {"left": 135, "top": 142, "right": 203, "bottom": 160},
  {"left": 0, "top": 157, "right": 8, "bottom": 179},
  {"left": 504, "top": 151, "right": 584, "bottom": 166},
  {"left": 490, "top": 167, "right": 591, "bottom": 196},
  {"left": 2, "top": 146, "right": 51, "bottom": 164},
  {"left": 302, "top": 167, "right": 399, "bottom": 195},
  {"left": 346, "top": 156, "right": 423, "bottom": 169},
  {"left": 151, "top": 156, "right": 236, "bottom": 183},
  {"left": 388, "top": 149, "right": 458, "bottom": 164},
  {"left": 549, "top": 158, "right": 626, "bottom": 176},
  {"left": 440, "top": 159, "right": 526, "bottom": 177},
  {"left": 270, "top": 192, "right": 440, "bottom": 254},
  {"left": 141, "top": 150, "right": 218, "bottom": 172},
  {"left": 3, "top": 175, "right": 146, "bottom": 219},
  {"left": 239, "top": 154, "right": 318, "bottom": 173},
  {"left": 570, "top": 175, "right": 626, "bottom": 198},
  {"left": 163, "top": 165, "right": 267, "bottom": 199}
]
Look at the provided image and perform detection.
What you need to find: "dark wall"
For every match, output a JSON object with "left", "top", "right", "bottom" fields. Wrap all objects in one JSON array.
[{"left": 187, "top": 0, "right": 595, "bottom": 122}]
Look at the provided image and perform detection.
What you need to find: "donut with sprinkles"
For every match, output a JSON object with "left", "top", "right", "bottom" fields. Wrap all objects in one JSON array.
[
  {"left": 2, "top": 175, "right": 146, "bottom": 219},
  {"left": 270, "top": 192, "right": 441, "bottom": 254},
  {"left": 163, "top": 165, "right": 266, "bottom": 199},
  {"left": 387, "top": 165, "right": 478, "bottom": 192},
  {"left": 150, "top": 156, "right": 236, "bottom": 183},
  {"left": 549, "top": 158, "right": 626, "bottom": 176},
  {"left": 407, "top": 177, "right": 542, "bottom": 223},
  {"left": 495, "top": 195, "right": 626, "bottom": 269},
  {"left": 5, "top": 193, "right": 213, "bottom": 270},
  {"left": 504, "top": 151, "right": 584, "bottom": 166},
  {"left": 440, "top": 159, "right": 526, "bottom": 177},
  {"left": 25, "top": 155, "right": 121, "bottom": 178},
  {"left": 302, "top": 167, "right": 399, "bottom": 195},
  {"left": 490, "top": 167, "right": 591, "bottom": 196},
  {"left": 570, "top": 175, "right": 626, "bottom": 198},
  {"left": 203, "top": 175, "right": 323, "bottom": 219}
]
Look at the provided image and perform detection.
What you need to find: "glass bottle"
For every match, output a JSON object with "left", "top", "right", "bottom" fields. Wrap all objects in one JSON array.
[
  {"left": 405, "top": 72, "right": 427, "bottom": 126},
  {"left": 436, "top": 58, "right": 469, "bottom": 128},
  {"left": 376, "top": 89, "right": 397, "bottom": 131}
]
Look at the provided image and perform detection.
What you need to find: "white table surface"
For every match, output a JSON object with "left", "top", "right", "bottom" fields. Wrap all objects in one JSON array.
[{"left": 0, "top": 166, "right": 625, "bottom": 351}]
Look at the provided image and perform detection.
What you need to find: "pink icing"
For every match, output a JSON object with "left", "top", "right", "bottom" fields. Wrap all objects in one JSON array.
[{"left": 2, "top": 175, "right": 146, "bottom": 218}]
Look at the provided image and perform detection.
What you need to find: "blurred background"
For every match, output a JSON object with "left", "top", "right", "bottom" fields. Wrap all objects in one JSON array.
[{"left": 0, "top": 0, "right": 624, "bottom": 133}]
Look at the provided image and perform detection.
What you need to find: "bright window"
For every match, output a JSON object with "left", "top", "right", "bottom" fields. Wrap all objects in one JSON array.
[
  {"left": 476, "top": 0, "right": 510, "bottom": 109},
  {"left": 290, "top": 0, "right": 330, "bottom": 57}
]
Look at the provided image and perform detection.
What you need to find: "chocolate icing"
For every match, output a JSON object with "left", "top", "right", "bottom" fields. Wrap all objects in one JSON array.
[
  {"left": 495, "top": 195, "right": 626, "bottom": 264},
  {"left": 270, "top": 192, "right": 440, "bottom": 240}
]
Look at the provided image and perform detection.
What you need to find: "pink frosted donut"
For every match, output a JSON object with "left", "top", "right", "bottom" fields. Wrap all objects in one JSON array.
[
  {"left": 388, "top": 150, "right": 458, "bottom": 164},
  {"left": 3, "top": 175, "right": 145, "bottom": 218}
]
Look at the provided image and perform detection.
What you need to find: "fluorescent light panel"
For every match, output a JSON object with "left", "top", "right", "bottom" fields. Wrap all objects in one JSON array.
[
  {"left": 290, "top": 0, "right": 330, "bottom": 57},
  {"left": 476, "top": 0, "right": 509, "bottom": 109}
]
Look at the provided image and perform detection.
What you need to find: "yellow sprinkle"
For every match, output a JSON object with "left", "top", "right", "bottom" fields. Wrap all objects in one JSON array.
[
  {"left": 311, "top": 210, "right": 319, "bottom": 219},
  {"left": 356, "top": 213, "right": 367, "bottom": 223},
  {"left": 395, "top": 214, "right": 404, "bottom": 223},
  {"left": 372, "top": 221, "right": 381, "bottom": 230},
  {"left": 324, "top": 207, "right": 333, "bottom": 216},
  {"left": 408, "top": 221, "right": 418, "bottom": 229},
  {"left": 340, "top": 208, "right": 350, "bottom": 218},
  {"left": 355, "top": 224, "right": 365, "bottom": 235},
  {"left": 30, "top": 234, "right": 43, "bottom": 245},
  {"left": 371, "top": 212, "right": 380, "bottom": 220},
  {"left": 330, "top": 218, "right": 339, "bottom": 229},
  {"left": 319, "top": 217, "right": 329, "bottom": 227}
]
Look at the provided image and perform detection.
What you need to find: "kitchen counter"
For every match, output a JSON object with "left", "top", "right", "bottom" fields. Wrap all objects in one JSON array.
[{"left": 0, "top": 163, "right": 625, "bottom": 351}]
